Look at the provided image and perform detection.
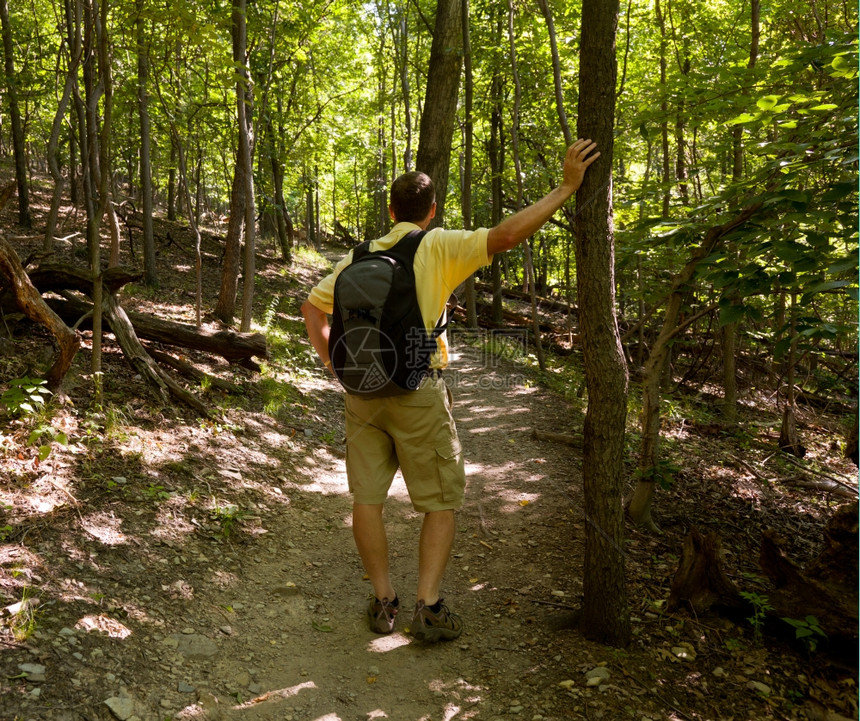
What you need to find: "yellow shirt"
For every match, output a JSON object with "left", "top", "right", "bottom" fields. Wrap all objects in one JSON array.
[{"left": 307, "top": 222, "right": 491, "bottom": 368}]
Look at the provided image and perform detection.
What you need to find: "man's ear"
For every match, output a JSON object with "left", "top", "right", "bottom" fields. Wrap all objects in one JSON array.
[
  {"left": 429, "top": 202, "right": 437, "bottom": 219},
  {"left": 389, "top": 205, "right": 396, "bottom": 221}
]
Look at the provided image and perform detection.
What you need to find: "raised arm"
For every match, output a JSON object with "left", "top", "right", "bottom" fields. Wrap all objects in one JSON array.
[{"left": 486, "top": 139, "right": 599, "bottom": 256}]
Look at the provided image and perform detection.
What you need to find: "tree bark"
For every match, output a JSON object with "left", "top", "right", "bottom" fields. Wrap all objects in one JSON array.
[
  {"left": 0, "top": 0, "right": 31, "bottom": 228},
  {"left": 415, "top": 0, "right": 463, "bottom": 227},
  {"left": 626, "top": 202, "right": 762, "bottom": 531},
  {"left": 234, "top": 0, "right": 257, "bottom": 333},
  {"left": 137, "top": 0, "right": 157, "bottom": 287},
  {"left": 506, "top": 0, "right": 545, "bottom": 371},
  {"left": 722, "top": 0, "right": 759, "bottom": 423},
  {"left": 575, "top": 0, "right": 630, "bottom": 648},
  {"left": 460, "top": 0, "right": 477, "bottom": 328},
  {"left": 0, "top": 238, "right": 79, "bottom": 391},
  {"left": 45, "top": 39, "right": 80, "bottom": 251}
]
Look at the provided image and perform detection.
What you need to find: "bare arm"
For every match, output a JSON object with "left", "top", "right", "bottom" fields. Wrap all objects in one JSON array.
[
  {"left": 486, "top": 138, "right": 599, "bottom": 256},
  {"left": 301, "top": 299, "right": 333, "bottom": 372}
]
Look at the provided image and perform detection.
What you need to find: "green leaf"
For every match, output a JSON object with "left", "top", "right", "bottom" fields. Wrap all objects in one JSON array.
[
  {"left": 38, "top": 445, "right": 51, "bottom": 462},
  {"left": 827, "top": 257, "right": 857, "bottom": 275},
  {"left": 719, "top": 304, "right": 746, "bottom": 326},
  {"left": 756, "top": 95, "right": 781, "bottom": 110},
  {"left": 774, "top": 337, "right": 792, "bottom": 360}
]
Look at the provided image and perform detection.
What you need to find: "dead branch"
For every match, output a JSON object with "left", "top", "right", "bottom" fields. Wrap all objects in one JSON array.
[{"left": 0, "top": 236, "right": 80, "bottom": 391}]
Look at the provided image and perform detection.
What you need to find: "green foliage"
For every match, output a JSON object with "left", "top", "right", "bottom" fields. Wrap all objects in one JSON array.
[
  {"left": 782, "top": 615, "right": 827, "bottom": 653},
  {"left": 740, "top": 591, "right": 774, "bottom": 642},
  {"left": 27, "top": 424, "right": 68, "bottom": 462},
  {"left": 634, "top": 458, "right": 681, "bottom": 491},
  {"left": 143, "top": 484, "right": 171, "bottom": 502},
  {"left": 1, "top": 378, "right": 51, "bottom": 417},
  {"left": 8, "top": 587, "right": 39, "bottom": 642},
  {"left": 209, "top": 501, "right": 246, "bottom": 540}
]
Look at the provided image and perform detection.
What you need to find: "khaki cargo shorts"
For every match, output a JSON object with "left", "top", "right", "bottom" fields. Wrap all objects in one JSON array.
[{"left": 344, "top": 375, "right": 465, "bottom": 513}]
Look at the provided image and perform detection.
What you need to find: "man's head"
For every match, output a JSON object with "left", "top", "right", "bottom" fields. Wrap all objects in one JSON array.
[{"left": 389, "top": 171, "right": 436, "bottom": 224}]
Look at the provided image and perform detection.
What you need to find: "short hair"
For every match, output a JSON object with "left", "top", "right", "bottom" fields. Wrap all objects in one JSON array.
[{"left": 389, "top": 171, "right": 435, "bottom": 223}]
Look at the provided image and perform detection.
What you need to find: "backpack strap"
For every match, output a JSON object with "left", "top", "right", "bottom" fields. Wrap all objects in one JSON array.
[
  {"left": 353, "top": 229, "right": 450, "bottom": 337},
  {"left": 385, "top": 230, "right": 449, "bottom": 339}
]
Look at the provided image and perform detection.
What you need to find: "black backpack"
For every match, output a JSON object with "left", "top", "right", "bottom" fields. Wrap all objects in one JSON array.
[{"left": 328, "top": 230, "right": 446, "bottom": 398}]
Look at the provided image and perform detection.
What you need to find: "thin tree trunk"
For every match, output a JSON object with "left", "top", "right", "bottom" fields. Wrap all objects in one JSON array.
[
  {"left": 45, "top": 38, "right": 80, "bottom": 250},
  {"left": 137, "top": 0, "right": 157, "bottom": 286},
  {"left": 576, "top": 0, "right": 630, "bottom": 648},
  {"left": 461, "top": 0, "right": 476, "bottom": 328},
  {"left": 233, "top": 0, "right": 256, "bottom": 333},
  {"left": 626, "top": 203, "right": 761, "bottom": 530},
  {"left": 489, "top": 62, "right": 504, "bottom": 325},
  {"left": 722, "top": 0, "right": 759, "bottom": 423},
  {"left": 0, "top": 0, "right": 31, "bottom": 228},
  {"left": 398, "top": 9, "right": 413, "bottom": 172},
  {"left": 506, "top": 0, "right": 545, "bottom": 369},
  {"left": 656, "top": 0, "right": 670, "bottom": 218}
]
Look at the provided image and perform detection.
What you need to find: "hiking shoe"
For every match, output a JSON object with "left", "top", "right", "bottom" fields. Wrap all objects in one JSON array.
[
  {"left": 368, "top": 596, "right": 399, "bottom": 634},
  {"left": 409, "top": 598, "right": 463, "bottom": 642}
]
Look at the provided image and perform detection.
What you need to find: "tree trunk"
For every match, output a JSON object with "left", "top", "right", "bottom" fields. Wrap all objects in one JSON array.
[
  {"left": 655, "top": 0, "right": 670, "bottom": 218},
  {"left": 779, "top": 293, "right": 804, "bottom": 456},
  {"left": 0, "top": 0, "right": 31, "bottom": 228},
  {"left": 45, "top": 39, "right": 80, "bottom": 251},
  {"left": 489, "top": 63, "right": 504, "bottom": 325},
  {"left": 461, "top": 0, "right": 476, "bottom": 328},
  {"left": 0, "top": 238, "right": 79, "bottom": 391},
  {"left": 415, "top": 0, "right": 463, "bottom": 228},
  {"left": 137, "top": 0, "right": 157, "bottom": 287},
  {"left": 214, "top": 154, "right": 245, "bottom": 325},
  {"left": 575, "top": 0, "right": 630, "bottom": 648},
  {"left": 721, "top": 0, "right": 759, "bottom": 423},
  {"left": 234, "top": 0, "right": 256, "bottom": 333},
  {"left": 626, "top": 203, "right": 762, "bottom": 530},
  {"left": 174, "top": 133, "right": 204, "bottom": 327},
  {"left": 397, "top": 10, "right": 413, "bottom": 172},
  {"left": 506, "top": 0, "right": 545, "bottom": 370}
]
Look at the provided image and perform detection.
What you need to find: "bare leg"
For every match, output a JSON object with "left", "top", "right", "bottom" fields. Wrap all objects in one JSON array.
[
  {"left": 352, "top": 503, "right": 396, "bottom": 601},
  {"left": 416, "top": 509, "right": 455, "bottom": 605}
]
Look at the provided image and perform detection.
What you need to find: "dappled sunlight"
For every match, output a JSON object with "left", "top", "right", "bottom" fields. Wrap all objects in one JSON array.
[
  {"left": 230, "top": 680, "right": 317, "bottom": 710},
  {"left": 75, "top": 613, "right": 132, "bottom": 638},
  {"left": 80, "top": 511, "right": 128, "bottom": 545},
  {"left": 366, "top": 631, "right": 411, "bottom": 653}
]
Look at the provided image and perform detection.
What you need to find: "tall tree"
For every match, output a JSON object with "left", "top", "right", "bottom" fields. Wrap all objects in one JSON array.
[
  {"left": 506, "top": 0, "right": 545, "bottom": 369},
  {"left": 575, "top": 0, "right": 630, "bottom": 647},
  {"left": 0, "top": 0, "right": 31, "bottom": 228},
  {"left": 235, "top": 0, "right": 256, "bottom": 333},
  {"left": 136, "top": 0, "right": 157, "bottom": 287},
  {"left": 722, "top": 0, "right": 760, "bottom": 423},
  {"left": 415, "top": 0, "right": 463, "bottom": 227}
]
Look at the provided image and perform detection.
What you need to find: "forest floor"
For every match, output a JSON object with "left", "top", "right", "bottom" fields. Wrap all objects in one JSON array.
[{"left": 0, "top": 193, "right": 858, "bottom": 721}]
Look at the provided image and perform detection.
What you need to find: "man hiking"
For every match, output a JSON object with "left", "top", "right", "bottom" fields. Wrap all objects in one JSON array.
[{"left": 301, "top": 138, "right": 599, "bottom": 642}]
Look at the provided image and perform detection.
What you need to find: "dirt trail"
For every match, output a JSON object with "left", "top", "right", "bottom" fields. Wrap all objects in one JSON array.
[
  {"left": 5, "top": 338, "right": 619, "bottom": 721},
  {"left": 4, "top": 245, "right": 851, "bottom": 721},
  {"left": 174, "top": 344, "right": 596, "bottom": 721}
]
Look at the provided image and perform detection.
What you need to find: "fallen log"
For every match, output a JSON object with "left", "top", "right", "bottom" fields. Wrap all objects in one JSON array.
[
  {"left": 475, "top": 280, "right": 576, "bottom": 315},
  {"left": 101, "top": 292, "right": 210, "bottom": 417},
  {"left": 0, "top": 237, "right": 80, "bottom": 391},
  {"left": 42, "top": 294, "right": 267, "bottom": 369},
  {"left": 24, "top": 263, "right": 266, "bottom": 368},
  {"left": 146, "top": 347, "right": 244, "bottom": 394}
]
